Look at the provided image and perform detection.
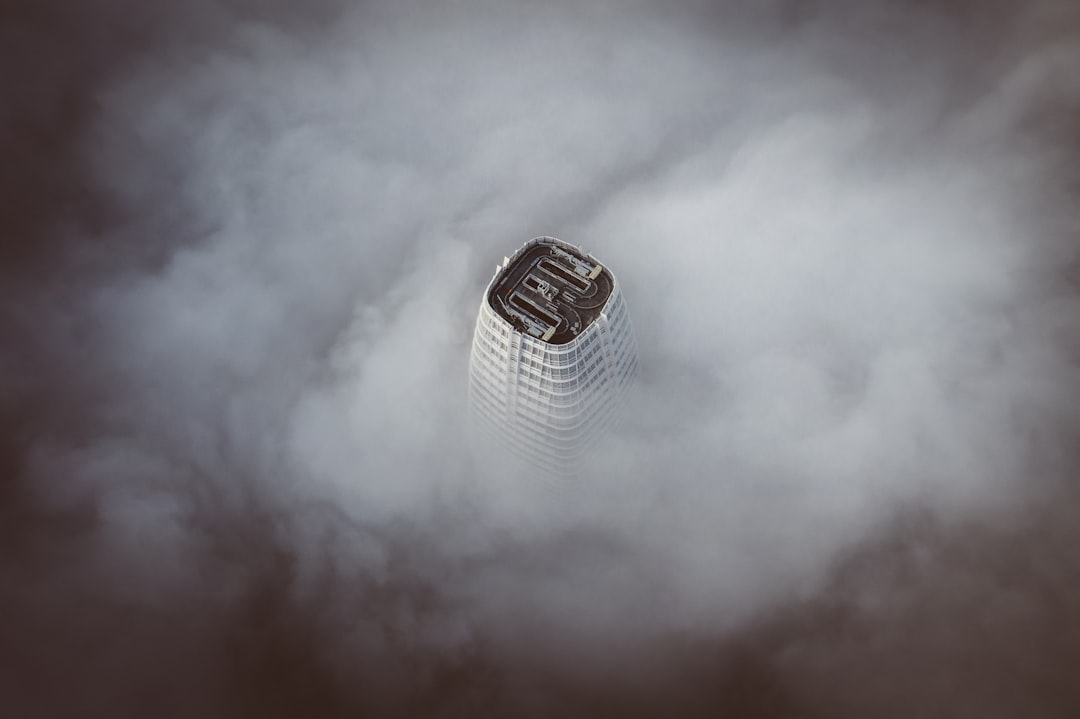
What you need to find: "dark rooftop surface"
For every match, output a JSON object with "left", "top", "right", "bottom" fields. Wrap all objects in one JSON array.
[{"left": 487, "top": 240, "right": 613, "bottom": 345}]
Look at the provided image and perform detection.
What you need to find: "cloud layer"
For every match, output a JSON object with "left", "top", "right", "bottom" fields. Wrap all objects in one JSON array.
[{"left": 3, "top": 0, "right": 1079, "bottom": 716}]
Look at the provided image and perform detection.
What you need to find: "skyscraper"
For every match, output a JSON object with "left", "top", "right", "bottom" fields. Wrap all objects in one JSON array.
[{"left": 469, "top": 236, "right": 638, "bottom": 474}]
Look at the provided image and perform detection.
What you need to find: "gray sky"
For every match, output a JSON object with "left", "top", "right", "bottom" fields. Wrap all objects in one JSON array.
[{"left": 3, "top": 0, "right": 1079, "bottom": 716}]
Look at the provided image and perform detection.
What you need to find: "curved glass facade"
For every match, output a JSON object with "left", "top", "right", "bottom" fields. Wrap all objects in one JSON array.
[{"left": 469, "top": 237, "right": 638, "bottom": 474}]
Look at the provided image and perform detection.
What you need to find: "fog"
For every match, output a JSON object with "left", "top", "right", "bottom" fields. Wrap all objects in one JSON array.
[{"left": 3, "top": 0, "right": 1080, "bottom": 716}]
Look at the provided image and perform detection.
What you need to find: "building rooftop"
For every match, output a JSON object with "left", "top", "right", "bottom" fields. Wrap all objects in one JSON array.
[{"left": 487, "top": 239, "right": 614, "bottom": 345}]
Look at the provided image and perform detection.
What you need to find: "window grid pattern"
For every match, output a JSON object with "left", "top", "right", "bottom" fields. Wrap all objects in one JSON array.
[{"left": 469, "top": 240, "right": 638, "bottom": 475}]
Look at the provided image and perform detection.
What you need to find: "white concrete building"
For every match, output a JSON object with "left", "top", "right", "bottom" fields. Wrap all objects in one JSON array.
[{"left": 469, "top": 236, "right": 638, "bottom": 474}]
